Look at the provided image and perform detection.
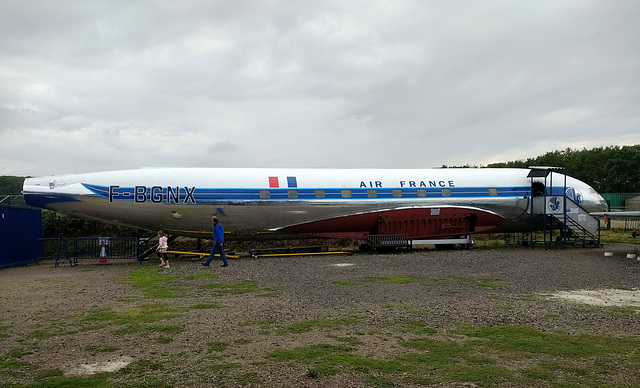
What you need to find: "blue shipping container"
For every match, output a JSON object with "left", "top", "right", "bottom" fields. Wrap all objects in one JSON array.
[{"left": 0, "top": 206, "right": 43, "bottom": 269}]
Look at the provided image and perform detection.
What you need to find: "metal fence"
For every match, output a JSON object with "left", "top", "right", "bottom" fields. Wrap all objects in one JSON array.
[
  {"left": 0, "top": 195, "right": 27, "bottom": 207},
  {"left": 73, "top": 237, "right": 142, "bottom": 264},
  {"left": 39, "top": 236, "right": 72, "bottom": 267},
  {"left": 624, "top": 219, "right": 640, "bottom": 231}
]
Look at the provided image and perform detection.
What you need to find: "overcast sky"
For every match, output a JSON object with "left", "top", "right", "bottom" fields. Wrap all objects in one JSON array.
[{"left": 1, "top": 1, "right": 639, "bottom": 177}]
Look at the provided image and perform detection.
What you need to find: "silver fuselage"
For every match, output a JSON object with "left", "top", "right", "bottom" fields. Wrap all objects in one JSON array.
[{"left": 23, "top": 168, "right": 608, "bottom": 239}]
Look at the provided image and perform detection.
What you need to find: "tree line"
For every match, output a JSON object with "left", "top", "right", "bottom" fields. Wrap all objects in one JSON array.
[
  {"left": 440, "top": 144, "right": 640, "bottom": 193},
  {"left": 484, "top": 144, "right": 640, "bottom": 193},
  {"left": 0, "top": 175, "right": 25, "bottom": 195}
]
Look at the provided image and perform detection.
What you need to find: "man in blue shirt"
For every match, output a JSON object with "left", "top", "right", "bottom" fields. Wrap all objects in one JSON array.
[{"left": 203, "top": 216, "right": 228, "bottom": 267}]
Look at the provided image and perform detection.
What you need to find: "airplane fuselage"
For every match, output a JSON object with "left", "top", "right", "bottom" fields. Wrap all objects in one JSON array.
[{"left": 22, "top": 168, "right": 608, "bottom": 240}]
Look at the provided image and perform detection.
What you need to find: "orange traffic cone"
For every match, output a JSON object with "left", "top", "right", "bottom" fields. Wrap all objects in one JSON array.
[{"left": 99, "top": 241, "right": 108, "bottom": 265}]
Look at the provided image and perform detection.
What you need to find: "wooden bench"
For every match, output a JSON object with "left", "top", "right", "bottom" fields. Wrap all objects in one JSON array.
[{"left": 367, "top": 234, "right": 411, "bottom": 251}]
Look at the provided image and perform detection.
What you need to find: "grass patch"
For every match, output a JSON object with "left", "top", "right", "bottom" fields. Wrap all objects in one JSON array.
[
  {"left": 472, "top": 230, "right": 640, "bottom": 248},
  {"left": 399, "top": 320, "right": 438, "bottom": 335},
  {"left": 208, "top": 341, "right": 229, "bottom": 352},
  {"left": 156, "top": 335, "right": 174, "bottom": 344},
  {"left": 240, "top": 318, "right": 277, "bottom": 328},
  {"left": 203, "top": 362, "right": 241, "bottom": 372},
  {"left": 188, "top": 303, "right": 221, "bottom": 310},
  {"left": 463, "top": 325, "right": 634, "bottom": 358},
  {"left": 29, "top": 329, "right": 60, "bottom": 339},
  {"left": 184, "top": 273, "right": 220, "bottom": 280},
  {"left": 119, "top": 359, "right": 164, "bottom": 374},
  {"left": 446, "top": 275, "right": 512, "bottom": 288},
  {"left": 515, "top": 293, "right": 539, "bottom": 301},
  {"left": 331, "top": 336, "right": 363, "bottom": 346},
  {"left": 114, "top": 359, "right": 172, "bottom": 386},
  {"left": 84, "top": 345, "right": 119, "bottom": 353},
  {"left": 236, "top": 372, "right": 261, "bottom": 384},
  {"left": 266, "top": 324, "right": 640, "bottom": 387},
  {"left": 333, "top": 281, "right": 361, "bottom": 286},
  {"left": 364, "top": 374, "right": 397, "bottom": 387},
  {"left": 202, "top": 280, "right": 258, "bottom": 295},
  {"left": 25, "top": 374, "right": 112, "bottom": 387},
  {"left": 605, "top": 306, "right": 640, "bottom": 317},
  {"left": 239, "top": 316, "right": 361, "bottom": 336},
  {"left": 113, "top": 323, "right": 183, "bottom": 336},
  {"left": 35, "top": 368, "right": 64, "bottom": 380},
  {"left": 402, "top": 324, "right": 640, "bottom": 386},
  {"left": 362, "top": 276, "right": 422, "bottom": 284},
  {"left": 268, "top": 344, "right": 408, "bottom": 377},
  {"left": 600, "top": 229, "right": 640, "bottom": 244},
  {"left": 240, "top": 318, "right": 278, "bottom": 334},
  {"left": 336, "top": 274, "right": 511, "bottom": 289},
  {"left": 123, "top": 266, "right": 227, "bottom": 300},
  {"left": 382, "top": 303, "right": 413, "bottom": 309},
  {"left": 281, "top": 316, "right": 361, "bottom": 334},
  {"left": 83, "top": 304, "right": 183, "bottom": 336},
  {"left": 256, "top": 287, "right": 281, "bottom": 297},
  {"left": 476, "top": 280, "right": 512, "bottom": 288},
  {"left": 124, "top": 266, "right": 180, "bottom": 298},
  {"left": 0, "top": 348, "right": 34, "bottom": 378}
]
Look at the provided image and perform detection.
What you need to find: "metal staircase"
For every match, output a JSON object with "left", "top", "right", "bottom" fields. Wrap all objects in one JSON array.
[
  {"left": 530, "top": 195, "right": 601, "bottom": 248},
  {"left": 526, "top": 166, "right": 601, "bottom": 249}
]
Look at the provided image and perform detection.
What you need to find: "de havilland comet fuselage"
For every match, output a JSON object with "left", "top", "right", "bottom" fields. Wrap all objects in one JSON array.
[{"left": 22, "top": 168, "right": 608, "bottom": 241}]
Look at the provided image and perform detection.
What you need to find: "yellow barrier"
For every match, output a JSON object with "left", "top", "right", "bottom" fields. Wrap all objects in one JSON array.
[
  {"left": 251, "top": 251, "right": 350, "bottom": 259},
  {"left": 166, "top": 251, "right": 239, "bottom": 259},
  {"left": 167, "top": 250, "right": 347, "bottom": 259}
]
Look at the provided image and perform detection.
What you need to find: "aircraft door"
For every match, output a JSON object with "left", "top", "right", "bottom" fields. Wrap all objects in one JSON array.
[
  {"left": 530, "top": 181, "right": 548, "bottom": 214},
  {"left": 532, "top": 181, "right": 545, "bottom": 196}
]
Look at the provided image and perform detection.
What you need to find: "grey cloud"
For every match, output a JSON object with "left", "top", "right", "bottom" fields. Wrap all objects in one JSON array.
[{"left": 0, "top": 1, "right": 638, "bottom": 176}]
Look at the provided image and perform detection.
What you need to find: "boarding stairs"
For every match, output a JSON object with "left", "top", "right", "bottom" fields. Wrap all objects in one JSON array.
[{"left": 529, "top": 195, "right": 601, "bottom": 248}]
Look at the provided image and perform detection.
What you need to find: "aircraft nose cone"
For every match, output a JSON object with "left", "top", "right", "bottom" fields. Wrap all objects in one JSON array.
[{"left": 599, "top": 198, "right": 609, "bottom": 212}]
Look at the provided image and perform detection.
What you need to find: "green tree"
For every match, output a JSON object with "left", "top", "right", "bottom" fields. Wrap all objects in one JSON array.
[
  {"left": 0, "top": 176, "right": 25, "bottom": 194},
  {"left": 487, "top": 145, "right": 640, "bottom": 193},
  {"left": 43, "top": 210, "right": 147, "bottom": 238}
]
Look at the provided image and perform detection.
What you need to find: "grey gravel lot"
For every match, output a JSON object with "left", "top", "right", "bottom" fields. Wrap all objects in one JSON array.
[{"left": 1, "top": 243, "right": 639, "bottom": 387}]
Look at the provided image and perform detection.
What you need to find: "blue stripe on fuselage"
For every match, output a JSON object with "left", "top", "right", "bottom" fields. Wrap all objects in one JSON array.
[{"left": 80, "top": 184, "right": 533, "bottom": 203}]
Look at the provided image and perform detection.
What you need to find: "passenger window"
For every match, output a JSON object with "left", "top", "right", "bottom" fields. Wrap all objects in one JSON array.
[
  {"left": 260, "top": 190, "right": 270, "bottom": 199},
  {"left": 315, "top": 190, "right": 325, "bottom": 198},
  {"left": 288, "top": 190, "right": 298, "bottom": 199},
  {"left": 488, "top": 188, "right": 498, "bottom": 196},
  {"left": 341, "top": 189, "right": 351, "bottom": 198},
  {"left": 393, "top": 189, "right": 402, "bottom": 198},
  {"left": 367, "top": 189, "right": 377, "bottom": 198},
  {"left": 417, "top": 189, "right": 427, "bottom": 197},
  {"left": 441, "top": 188, "right": 451, "bottom": 197}
]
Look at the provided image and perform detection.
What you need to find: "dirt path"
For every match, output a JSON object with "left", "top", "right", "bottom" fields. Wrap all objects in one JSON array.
[{"left": 1, "top": 243, "right": 639, "bottom": 387}]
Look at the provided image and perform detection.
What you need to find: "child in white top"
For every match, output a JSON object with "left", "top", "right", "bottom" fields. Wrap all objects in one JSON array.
[{"left": 156, "top": 230, "right": 169, "bottom": 268}]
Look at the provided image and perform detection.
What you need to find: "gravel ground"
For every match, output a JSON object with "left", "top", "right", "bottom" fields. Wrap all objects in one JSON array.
[{"left": 1, "top": 243, "right": 640, "bottom": 387}]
